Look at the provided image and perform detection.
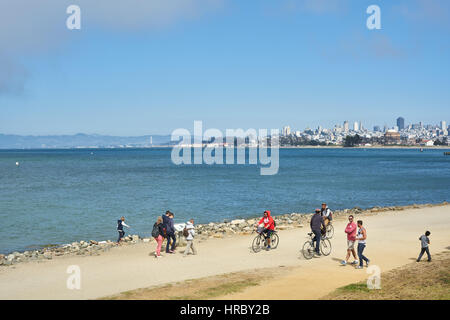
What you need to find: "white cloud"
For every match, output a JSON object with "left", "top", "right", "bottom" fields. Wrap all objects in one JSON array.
[{"left": 0, "top": 0, "right": 224, "bottom": 95}]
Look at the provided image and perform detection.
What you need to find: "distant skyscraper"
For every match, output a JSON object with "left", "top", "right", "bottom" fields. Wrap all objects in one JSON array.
[
  {"left": 282, "top": 126, "right": 291, "bottom": 136},
  {"left": 397, "top": 117, "right": 405, "bottom": 130},
  {"left": 343, "top": 121, "right": 349, "bottom": 132},
  {"left": 353, "top": 121, "right": 359, "bottom": 131},
  {"left": 441, "top": 121, "right": 447, "bottom": 130},
  {"left": 373, "top": 125, "right": 381, "bottom": 132}
]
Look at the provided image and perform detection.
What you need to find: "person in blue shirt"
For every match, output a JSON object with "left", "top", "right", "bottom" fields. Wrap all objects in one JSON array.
[{"left": 162, "top": 211, "right": 176, "bottom": 253}]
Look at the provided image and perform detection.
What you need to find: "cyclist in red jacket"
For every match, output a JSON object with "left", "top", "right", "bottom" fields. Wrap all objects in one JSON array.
[{"left": 255, "top": 210, "right": 275, "bottom": 250}]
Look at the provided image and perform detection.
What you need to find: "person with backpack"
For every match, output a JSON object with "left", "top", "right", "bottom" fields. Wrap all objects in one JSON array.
[
  {"left": 117, "top": 216, "right": 131, "bottom": 243},
  {"left": 417, "top": 231, "right": 431, "bottom": 262},
  {"left": 254, "top": 210, "right": 275, "bottom": 250},
  {"left": 152, "top": 216, "right": 165, "bottom": 258},
  {"left": 183, "top": 219, "right": 197, "bottom": 257}
]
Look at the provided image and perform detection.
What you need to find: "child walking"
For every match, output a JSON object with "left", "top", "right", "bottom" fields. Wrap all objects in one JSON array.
[
  {"left": 183, "top": 219, "right": 197, "bottom": 257},
  {"left": 117, "top": 216, "right": 130, "bottom": 243},
  {"left": 417, "top": 231, "right": 431, "bottom": 262}
]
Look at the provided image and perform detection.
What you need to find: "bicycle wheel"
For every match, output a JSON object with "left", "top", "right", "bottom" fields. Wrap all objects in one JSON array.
[
  {"left": 326, "top": 224, "right": 334, "bottom": 239},
  {"left": 252, "top": 235, "right": 263, "bottom": 253},
  {"left": 320, "top": 238, "right": 332, "bottom": 256},
  {"left": 302, "top": 241, "right": 314, "bottom": 260},
  {"left": 270, "top": 232, "right": 279, "bottom": 249}
]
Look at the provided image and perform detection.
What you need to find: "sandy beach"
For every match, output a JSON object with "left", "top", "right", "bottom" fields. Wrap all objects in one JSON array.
[{"left": 0, "top": 204, "right": 449, "bottom": 300}]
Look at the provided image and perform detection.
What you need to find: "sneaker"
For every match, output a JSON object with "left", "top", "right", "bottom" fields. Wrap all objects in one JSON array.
[
  {"left": 366, "top": 260, "right": 370, "bottom": 267},
  {"left": 351, "top": 260, "right": 358, "bottom": 265},
  {"left": 356, "top": 266, "right": 363, "bottom": 269},
  {"left": 341, "top": 260, "right": 347, "bottom": 265}
]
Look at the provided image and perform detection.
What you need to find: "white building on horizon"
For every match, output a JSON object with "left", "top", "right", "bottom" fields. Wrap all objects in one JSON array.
[
  {"left": 343, "top": 121, "right": 349, "bottom": 132},
  {"left": 282, "top": 126, "right": 291, "bottom": 136}
]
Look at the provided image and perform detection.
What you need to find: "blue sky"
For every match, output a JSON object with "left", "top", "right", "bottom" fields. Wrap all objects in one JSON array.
[{"left": 0, "top": 0, "right": 449, "bottom": 135}]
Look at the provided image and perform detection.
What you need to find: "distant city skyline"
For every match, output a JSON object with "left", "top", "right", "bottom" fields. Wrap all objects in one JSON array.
[{"left": 1, "top": 116, "right": 449, "bottom": 136}]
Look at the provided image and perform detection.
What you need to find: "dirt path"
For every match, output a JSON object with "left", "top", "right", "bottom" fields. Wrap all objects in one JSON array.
[{"left": 0, "top": 205, "right": 449, "bottom": 299}]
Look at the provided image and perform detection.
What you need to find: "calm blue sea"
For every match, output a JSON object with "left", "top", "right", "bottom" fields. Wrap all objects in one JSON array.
[{"left": 1, "top": 148, "right": 449, "bottom": 254}]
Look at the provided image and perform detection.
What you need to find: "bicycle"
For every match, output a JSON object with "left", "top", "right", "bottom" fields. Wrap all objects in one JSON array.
[
  {"left": 301, "top": 232, "right": 332, "bottom": 259},
  {"left": 325, "top": 221, "right": 334, "bottom": 239},
  {"left": 252, "top": 229, "right": 279, "bottom": 253}
]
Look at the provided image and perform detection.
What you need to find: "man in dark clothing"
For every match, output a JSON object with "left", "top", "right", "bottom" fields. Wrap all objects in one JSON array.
[
  {"left": 310, "top": 209, "right": 325, "bottom": 256},
  {"left": 162, "top": 211, "right": 176, "bottom": 253},
  {"left": 417, "top": 231, "right": 431, "bottom": 262}
]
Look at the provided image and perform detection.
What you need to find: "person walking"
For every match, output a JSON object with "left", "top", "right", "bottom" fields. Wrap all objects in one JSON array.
[
  {"left": 310, "top": 209, "right": 325, "bottom": 257},
  {"left": 152, "top": 216, "right": 165, "bottom": 258},
  {"left": 183, "top": 219, "right": 197, "bottom": 257},
  {"left": 355, "top": 220, "right": 370, "bottom": 269},
  {"left": 117, "top": 216, "right": 130, "bottom": 243},
  {"left": 417, "top": 231, "right": 431, "bottom": 262},
  {"left": 163, "top": 211, "right": 176, "bottom": 253},
  {"left": 341, "top": 215, "right": 358, "bottom": 265}
]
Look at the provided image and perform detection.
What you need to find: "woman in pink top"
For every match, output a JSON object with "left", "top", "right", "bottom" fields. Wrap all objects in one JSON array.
[{"left": 341, "top": 215, "right": 358, "bottom": 265}]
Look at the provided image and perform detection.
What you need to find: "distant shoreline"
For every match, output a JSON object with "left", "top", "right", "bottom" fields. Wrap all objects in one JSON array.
[
  {"left": 1, "top": 145, "right": 450, "bottom": 151},
  {"left": 279, "top": 145, "right": 450, "bottom": 149}
]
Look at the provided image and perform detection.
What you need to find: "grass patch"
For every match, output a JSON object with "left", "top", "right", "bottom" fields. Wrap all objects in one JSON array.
[
  {"left": 324, "top": 250, "right": 450, "bottom": 300},
  {"left": 338, "top": 283, "right": 370, "bottom": 293},
  {"left": 101, "top": 267, "right": 288, "bottom": 300}
]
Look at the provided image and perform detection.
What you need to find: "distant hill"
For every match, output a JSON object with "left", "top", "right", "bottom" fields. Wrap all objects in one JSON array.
[{"left": 0, "top": 133, "right": 173, "bottom": 149}]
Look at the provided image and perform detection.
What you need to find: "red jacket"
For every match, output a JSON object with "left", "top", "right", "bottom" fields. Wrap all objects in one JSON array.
[{"left": 258, "top": 211, "right": 275, "bottom": 230}]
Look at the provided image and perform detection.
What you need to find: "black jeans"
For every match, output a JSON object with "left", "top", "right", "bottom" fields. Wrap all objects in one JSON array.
[
  {"left": 357, "top": 243, "right": 369, "bottom": 267},
  {"left": 166, "top": 233, "right": 176, "bottom": 252},
  {"left": 117, "top": 230, "right": 125, "bottom": 243},
  {"left": 312, "top": 229, "right": 321, "bottom": 254},
  {"left": 417, "top": 247, "right": 431, "bottom": 261}
]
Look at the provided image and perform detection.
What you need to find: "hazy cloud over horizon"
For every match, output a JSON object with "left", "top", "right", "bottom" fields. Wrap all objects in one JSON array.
[{"left": 0, "top": 0, "right": 224, "bottom": 96}]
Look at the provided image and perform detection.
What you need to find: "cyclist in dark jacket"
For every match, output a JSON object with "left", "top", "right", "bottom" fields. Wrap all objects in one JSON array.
[{"left": 310, "top": 209, "right": 325, "bottom": 256}]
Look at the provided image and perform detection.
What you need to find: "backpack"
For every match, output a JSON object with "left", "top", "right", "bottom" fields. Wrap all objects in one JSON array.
[
  {"left": 151, "top": 224, "right": 160, "bottom": 238},
  {"left": 183, "top": 227, "right": 189, "bottom": 238}
]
